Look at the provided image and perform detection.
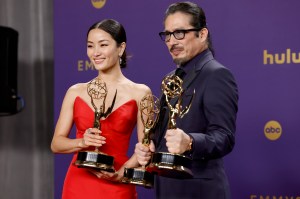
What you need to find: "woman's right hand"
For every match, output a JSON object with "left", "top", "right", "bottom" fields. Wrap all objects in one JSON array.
[{"left": 79, "top": 128, "right": 106, "bottom": 148}]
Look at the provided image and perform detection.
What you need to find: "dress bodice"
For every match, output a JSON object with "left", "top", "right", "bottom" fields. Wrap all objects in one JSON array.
[{"left": 73, "top": 97, "right": 138, "bottom": 167}]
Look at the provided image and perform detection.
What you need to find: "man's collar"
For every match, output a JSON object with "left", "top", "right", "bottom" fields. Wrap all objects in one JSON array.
[{"left": 180, "top": 49, "right": 210, "bottom": 73}]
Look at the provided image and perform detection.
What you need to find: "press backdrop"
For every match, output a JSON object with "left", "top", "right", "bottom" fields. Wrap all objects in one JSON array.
[{"left": 54, "top": 1, "right": 300, "bottom": 198}]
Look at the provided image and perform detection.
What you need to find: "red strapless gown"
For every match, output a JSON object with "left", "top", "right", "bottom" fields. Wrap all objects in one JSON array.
[{"left": 62, "top": 97, "right": 138, "bottom": 199}]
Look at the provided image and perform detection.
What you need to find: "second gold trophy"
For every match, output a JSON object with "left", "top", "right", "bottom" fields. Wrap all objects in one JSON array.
[{"left": 122, "top": 94, "right": 160, "bottom": 188}]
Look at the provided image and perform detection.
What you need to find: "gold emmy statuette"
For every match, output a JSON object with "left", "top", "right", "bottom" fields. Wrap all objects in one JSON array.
[
  {"left": 75, "top": 77, "right": 117, "bottom": 172},
  {"left": 122, "top": 94, "right": 160, "bottom": 188},
  {"left": 146, "top": 74, "right": 195, "bottom": 179}
]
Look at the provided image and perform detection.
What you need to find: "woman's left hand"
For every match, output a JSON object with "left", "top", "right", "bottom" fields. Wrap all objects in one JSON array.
[{"left": 88, "top": 169, "right": 122, "bottom": 182}]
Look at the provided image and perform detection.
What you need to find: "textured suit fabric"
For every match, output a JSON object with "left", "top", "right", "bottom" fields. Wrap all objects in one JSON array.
[{"left": 152, "top": 50, "right": 239, "bottom": 199}]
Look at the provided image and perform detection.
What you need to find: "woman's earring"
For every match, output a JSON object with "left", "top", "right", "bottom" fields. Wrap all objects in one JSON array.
[{"left": 119, "top": 57, "right": 122, "bottom": 65}]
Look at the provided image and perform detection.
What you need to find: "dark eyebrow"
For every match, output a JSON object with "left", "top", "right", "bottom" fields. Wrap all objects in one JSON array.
[
  {"left": 87, "top": 39, "right": 110, "bottom": 43},
  {"left": 163, "top": 28, "right": 189, "bottom": 33}
]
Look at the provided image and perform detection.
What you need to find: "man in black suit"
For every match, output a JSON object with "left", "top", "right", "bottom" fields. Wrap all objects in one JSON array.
[{"left": 135, "top": 2, "right": 238, "bottom": 198}]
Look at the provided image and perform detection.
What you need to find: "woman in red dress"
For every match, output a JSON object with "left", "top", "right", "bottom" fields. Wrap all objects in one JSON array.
[{"left": 51, "top": 19, "right": 151, "bottom": 199}]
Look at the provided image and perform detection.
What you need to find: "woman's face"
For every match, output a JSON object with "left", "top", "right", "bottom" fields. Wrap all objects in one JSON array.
[{"left": 87, "top": 29, "right": 124, "bottom": 72}]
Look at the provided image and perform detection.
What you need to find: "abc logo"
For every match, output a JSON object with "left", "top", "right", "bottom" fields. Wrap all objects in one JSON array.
[
  {"left": 264, "top": 120, "right": 282, "bottom": 141},
  {"left": 91, "top": 0, "right": 106, "bottom": 9}
]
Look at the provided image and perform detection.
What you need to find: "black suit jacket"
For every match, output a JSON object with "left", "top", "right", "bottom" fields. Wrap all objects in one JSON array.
[{"left": 153, "top": 50, "right": 239, "bottom": 199}]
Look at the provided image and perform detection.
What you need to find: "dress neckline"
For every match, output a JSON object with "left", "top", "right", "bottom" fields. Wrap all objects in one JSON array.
[{"left": 75, "top": 96, "right": 137, "bottom": 120}]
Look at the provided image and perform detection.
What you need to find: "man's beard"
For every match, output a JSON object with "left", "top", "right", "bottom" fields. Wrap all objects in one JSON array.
[{"left": 173, "top": 57, "right": 188, "bottom": 66}]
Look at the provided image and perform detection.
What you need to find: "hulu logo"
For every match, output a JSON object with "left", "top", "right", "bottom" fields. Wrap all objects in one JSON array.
[{"left": 263, "top": 49, "right": 300, "bottom": 65}]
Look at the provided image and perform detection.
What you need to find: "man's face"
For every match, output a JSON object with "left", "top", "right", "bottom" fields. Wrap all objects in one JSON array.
[{"left": 164, "top": 12, "right": 207, "bottom": 65}]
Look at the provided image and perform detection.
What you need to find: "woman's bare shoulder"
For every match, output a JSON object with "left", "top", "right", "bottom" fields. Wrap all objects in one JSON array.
[
  {"left": 64, "top": 82, "right": 88, "bottom": 100},
  {"left": 126, "top": 80, "right": 152, "bottom": 100}
]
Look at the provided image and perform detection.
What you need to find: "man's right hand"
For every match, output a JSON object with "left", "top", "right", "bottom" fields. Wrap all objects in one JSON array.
[{"left": 134, "top": 140, "right": 155, "bottom": 166}]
